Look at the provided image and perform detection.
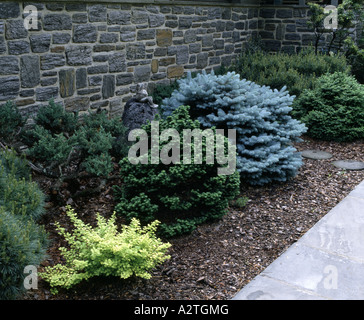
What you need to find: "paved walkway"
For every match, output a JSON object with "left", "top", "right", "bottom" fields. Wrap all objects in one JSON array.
[{"left": 233, "top": 180, "right": 364, "bottom": 300}]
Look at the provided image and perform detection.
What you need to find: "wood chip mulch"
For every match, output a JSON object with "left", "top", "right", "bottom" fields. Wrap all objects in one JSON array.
[{"left": 22, "top": 136, "right": 364, "bottom": 300}]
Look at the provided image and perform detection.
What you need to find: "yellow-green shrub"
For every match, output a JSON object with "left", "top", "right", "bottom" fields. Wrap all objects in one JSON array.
[{"left": 40, "top": 207, "right": 171, "bottom": 294}]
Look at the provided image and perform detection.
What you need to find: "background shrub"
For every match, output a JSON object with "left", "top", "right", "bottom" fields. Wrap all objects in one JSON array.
[
  {"left": 114, "top": 105, "right": 241, "bottom": 238},
  {"left": 0, "top": 101, "right": 26, "bottom": 142},
  {"left": 226, "top": 48, "right": 350, "bottom": 97},
  {"left": 0, "top": 149, "right": 48, "bottom": 300},
  {"left": 0, "top": 149, "right": 45, "bottom": 221},
  {"left": 22, "top": 101, "right": 128, "bottom": 177},
  {"left": 293, "top": 72, "right": 364, "bottom": 141},
  {"left": 40, "top": 207, "right": 171, "bottom": 294},
  {"left": 161, "top": 71, "right": 307, "bottom": 186},
  {"left": 0, "top": 208, "right": 48, "bottom": 300}
]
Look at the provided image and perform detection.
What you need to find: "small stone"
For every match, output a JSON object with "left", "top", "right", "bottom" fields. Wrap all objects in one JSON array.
[
  {"left": 167, "top": 65, "right": 184, "bottom": 78},
  {"left": 301, "top": 150, "right": 333, "bottom": 160},
  {"left": 332, "top": 160, "right": 364, "bottom": 171}
]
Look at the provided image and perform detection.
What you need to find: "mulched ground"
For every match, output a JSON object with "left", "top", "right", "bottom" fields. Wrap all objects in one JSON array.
[{"left": 22, "top": 135, "right": 364, "bottom": 300}]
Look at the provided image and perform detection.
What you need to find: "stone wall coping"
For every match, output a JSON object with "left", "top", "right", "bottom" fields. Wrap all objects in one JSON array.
[{"left": 1, "top": 0, "right": 307, "bottom": 8}]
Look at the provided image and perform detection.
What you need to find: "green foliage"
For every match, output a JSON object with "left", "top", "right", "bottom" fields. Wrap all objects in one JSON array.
[
  {"left": 344, "top": 37, "right": 364, "bottom": 83},
  {"left": 22, "top": 101, "right": 128, "bottom": 177},
  {"left": 0, "top": 148, "right": 45, "bottom": 221},
  {"left": 0, "top": 208, "right": 48, "bottom": 300},
  {"left": 33, "top": 99, "right": 77, "bottom": 135},
  {"left": 0, "top": 101, "right": 26, "bottom": 142},
  {"left": 39, "top": 207, "right": 171, "bottom": 294},
  {"left": 162, "top": 72, "right": 307, "bottom": 186},
  {"left": 114, "top": 105, "right": 241, "bottom": 238},
  {"left": 293, "top": 72, "right": 364, "bottom": 141},
  {"left": 228, "top": 48, "right": 350, "bottom": 97},
  {"left": 0, "top": 149, "right": 48, "bottom": 300},
  {"left": 151, "top": 80, "right": 179, "bottom": 107},
  {"left": 0, "top": 148, "right": 31, "bottom": 180}
]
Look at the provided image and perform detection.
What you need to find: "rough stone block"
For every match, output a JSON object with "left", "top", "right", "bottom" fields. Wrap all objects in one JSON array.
[
  {"left": 134, "top": 65, "right": 151, "bottom": 83},
  {"left": 76, "top": 68, "right": 87, "bottom": 89},
  {"left": 66, "top": 45, "right": 92, "bottom": 66},
  {"left": 5, "top": 20, "right": 28, "bottom": 40},
  {"left": 8, "top": 40, "right": 30, "bottom": 55},
  {"left": 43, "top": 14, "right": 72, "bottom": 31},
  {"left": 20, "top": 55, "right": 39, "bottom": 88},
  {"left": 73, "top": 24, "right": 97, "bottom": 43},
  {"left": 0, "top": 56, "right": 19, "bottom": 75},
  {"left": 109, "top": 52, "right": 126, "bottom": 73},
  {"left": 167, "top": 65, "right": 184, "bottom": 78},
  {"left": 59, "top": 69, "right": 75, "bottom": 98},
  {"left": 102, "top": 75, "right": 115, "bottom": 99},
  {"left": 40, "top": 53, "right": 65, "bottom": 70},
  {"left": 108, "top": 10, "right": 131, "bottom": 25},
  {"left": 35, "top": 86, "right": 58, "bottom": 101},
  {"left": 0, "top": 2, "right": 20, "bottom": 19},
  {"left": 0, "top": 76, "right": 20, "bottom": 101},
  {"left": 30, "top": 34, "right": 51, "bottom": 53},
  {"left": 156, "top": 29, "right": 173, "bottom": 47},
  {"left": 89, "top": 4, "right": 107, "bottom": 22}
]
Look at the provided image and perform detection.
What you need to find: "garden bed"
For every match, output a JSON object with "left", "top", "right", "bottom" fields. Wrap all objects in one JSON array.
[{"left": 22, "top": 135, "right": 364, "bottom": 300}]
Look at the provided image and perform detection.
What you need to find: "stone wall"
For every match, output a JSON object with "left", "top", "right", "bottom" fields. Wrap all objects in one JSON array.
[{"left": 0, "top": 1, "right": 320, "bottom": 118}]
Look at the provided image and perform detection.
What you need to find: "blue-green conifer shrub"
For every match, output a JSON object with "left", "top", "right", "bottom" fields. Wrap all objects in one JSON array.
[{"left": 161, "top": 71, "right": 307, "bottom": 186}]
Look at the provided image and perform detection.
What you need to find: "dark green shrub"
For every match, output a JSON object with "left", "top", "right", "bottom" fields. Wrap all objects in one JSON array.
[
  {"left": 151, "top": 80, "right": 179, "bottom": 107},
  {"left": 22, "top": 101, "right": 128, "bottom": 177},
  {"left": 0, "top": 101, "right": 26, "bottom": 142},
  {"left": 0, "top": 208, "right": 48, "bottom": 300},
  {"left": 33, "top": 100, "right": 77, "bottom": 135},
  {"left": 229, "top": 48, "right": 350, "bottom": 97},
  {"left": 293, "top": 72, "right": 364, "bottom": 141},
  {"left": 114, "top": 106, "right": 241, "bottom": 238},
  {"left": 0, "top": 149, "right": 45, "bottom": 221}
]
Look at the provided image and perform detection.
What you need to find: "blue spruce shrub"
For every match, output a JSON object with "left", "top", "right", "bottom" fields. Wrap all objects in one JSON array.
[{"left": 161, "top": 71, "right": 307, "bottom": 186}]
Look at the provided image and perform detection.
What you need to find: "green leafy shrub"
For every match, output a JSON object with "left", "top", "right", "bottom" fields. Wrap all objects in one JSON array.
[
  {"left": 293, "top": 72, "right": 364, "bottom": 141},
  {"left": 114, "top": 105, "right": 241, "bottom": 238},
  {"left": 162, "top": 72, "right": 307, "bottom": 186},
  {"left": 40, "top": 207, "right": 171, "bottom": 294},
  {"left": 0, "top": 101, "right": 26, "bottom": 142},
  {"left": 0, "top": 149, "right": 45, "bottom": 221},
  {"left": 151, "top": 80, "right": 179, "bottom": 107},
  {"left": 0, "top": 208, "right": 48, "bottom": 299},
  {"left": 228, "top": 48, "right": 350, "bottom": 97},
  {"left": 22, "top": 101, "right": 128, "bottom": 177}
]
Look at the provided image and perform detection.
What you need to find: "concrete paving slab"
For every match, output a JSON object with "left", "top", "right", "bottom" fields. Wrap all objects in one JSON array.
[
  {"left": 233, "top": 179, "right": 364, "bottom": 300},
  {"left": 232, "top": 274, "right": 327, "bottom": 300}
]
